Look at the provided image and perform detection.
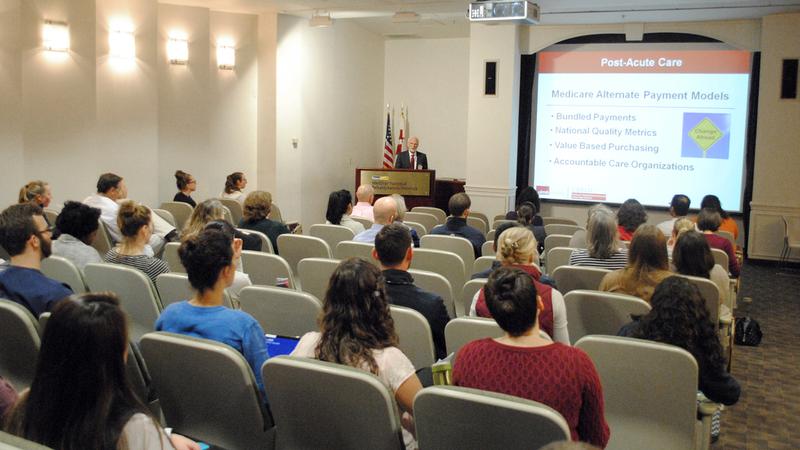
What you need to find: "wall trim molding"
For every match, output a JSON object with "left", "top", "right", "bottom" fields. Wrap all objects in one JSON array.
[{"left": 748, "top": 203, "right": 800, "bottom": 261}]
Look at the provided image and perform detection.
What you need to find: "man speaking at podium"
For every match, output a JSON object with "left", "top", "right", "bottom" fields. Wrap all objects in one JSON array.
[{"left": 395, "top": 136, "right": 428, "bottom": 170}]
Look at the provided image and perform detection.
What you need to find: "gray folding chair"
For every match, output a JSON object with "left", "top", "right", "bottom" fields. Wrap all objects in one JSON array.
[
  {"left": 481, "top": 240, "right": 494, "bottom": 257},
  {"left": 492, "top": 219, "right": 515, "bottom": 230},
  {"left": 268, "top": 203, "right": 283, "bottom": 222},
  {"left": 276, "top": 234, "right": 332, "bottom": 276},
  {"left": 296, "top": 258, "right": 340, "bottom": 302},
  {"left": 161, "top": 242, "right": 183, "bottom": 273},
  {"left": 0, "top": 431, "right": 53, "bottom": 449},
  {"left": 466, "top": 216, "right": 488, "bottom": 234},
  {"left": 405, "top": 212, "right": 439, "bottom": 234},
  {"left": 238, "top": 228, "right": 275, "bottom": 254},
  {"left": 545, "top": 246, "right": 576, "bottom": 276},
  {"left": 408, "top": 269, "right": 455, "bottom": 318},
  {"left": 410, "top": 248, "right": 466, "bottom": 297},
  {"left": 542, "top": 217, "right": 579, "bottom": 226},
  {"left": 390, "top": 305, "right": 436, "bottom": 369},
  {"left": 486, "top": 229, "right": 496, "bottom": 242},
  {"left": 219, "top": 198, "right": 244, "bottom": 225},
  {"left": 41, "top": 255, "right": 88, "bottom": 293},
  {"left": 309, "top": 224, "right": 355, "bottom": 253},
  {"left": 470, "top": 212, "right": 491, "bottom": 230},
  {"left": 0, "top": 299, "right": 41, "bottom": 390},
  {"left": 91, "top": 220, "right": 113, "bottom": 255},
  {"left": 403, "top": 221, "right": 427, "bottom": 237},
  {"left": 715, "top": 230, "right": 736, "bottom": 249},
  {"left": 411, "top": 206, "right": 446, "bottom": 224},
  {"left": 238, "top": 286, "right": 322, "bottom": 337},
  {"left": 677, "top": 274, "right": 721, "bottom": 332},
  {"left": 444, "top": 317, "right": 504, "bottom": 355},
  {"left": 350, "top": 215, "right": 373, "bottom": 230},
  {"left": 472, "top": 256, "right": 496, "bottom": 276},
  {"left": 544, "top": 234, "right": 573, "bottom": 257},
  {"left": 43, "top": 208, "right": 59, "bottom": 226},
  {"left": 240, "top": 251, "right": 298, "bottom": 290},
  {"left": 460, "top": 278, "right": 487, "bottom": 317},
  {"left": 414, "top": 386, "right": 571, "bottom": 450},
  {"left": 156, "top": 273, "right": 233, "bottom": 309},
  {"left": 421, "top": 234, "right": 476, "bottom": 270},
  {"left": 159, "top": 201, "right": 194, "bottom": 231},
  {"left": 152, "top": 208, "right": 176, "bottom": 228},
  {"left": 710, "top": 248, "right": 729, "bottom": 274},
  {"left": 140, "top": 332, "right": 274, "bottom": 450},
  {"left": 551, "top": 266, "right": 612, "bottom": 295},
  {"left": 544, "top": 223, "right": 583, "bottom": 236},
  {"left": 492, "top": 214, "right": 506, "bottom": 223},
  {"left": 564, "top": 290, "right": 651, "bottom": 344},
  {"left": 334, "top": 241, "right": 377, "bottom": 265}
]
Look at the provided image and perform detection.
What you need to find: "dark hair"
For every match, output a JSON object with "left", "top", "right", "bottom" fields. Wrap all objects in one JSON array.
[
  {"left": 116, "top": 201, "right": 151, "bottom": 239},
  {"left": 325, "top": 190, "right": 352, "bottom": 225},
  {"left": 493, "top": 222, "right": 520, "bottom": 252},
  {"left": 670, "top": 194, "right": 691, "bottom": 216},
  {"left": 485, "top": 267, "right": 538, "bottom": 337},
  {"left": 4, "top": 293, "right": 153, "bottom": 449},
  {"left": 700, "top": 195, "right": 729, "bottom": 219},
  {"left": 316, "top": 258, "right": 397, "bottom": 374},
  {"left": 374, "top": 223, "right": 412, "bottom": 266},
  {"left": 631, "top": 277, "right": 727, "bottom": 379},
  {"left": 515, "top": 186, "right": 541, "bottom": 213},
  {"left": 0, "top": 203, "right": 44, "bottom": 257},
  {"left": 449, "top": 193, "right": 471, "bottom": 217},
  {"left": 224, "top": 172, "right": 244, "bottom": 194},
  {"left": 203, "top": 219, "right": 236, "bottom": 239},
  {"left": 617, "top": 198, "right": 648, "bottom": 233},
  {"left": 673, "top": 231, "right": 714, "bottom": 279},
  {"left": 179, "top": 228, "right": 233, "bottom": 293},
  {"left": 175, "top": 170, "right": 193, "bottom": 191},
  {"left": 96, "top": 173, "right": 123, "bottom": 194},
  {"left": 516, "top": 202, "right": 537, "bottom": 226},
  {"left": 243, "top": 191, "right": 272, "bottom": 222},
  {"left": 696, "top": 208, "right": 722, "bottom": 232},
  {"left": 55, "top": 201, "right": 100, "bottom": 244}
]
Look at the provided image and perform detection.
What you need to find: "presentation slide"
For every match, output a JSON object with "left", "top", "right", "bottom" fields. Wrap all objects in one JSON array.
[{"left": 532, "top": 45, "right": 751, "bottom": 212}]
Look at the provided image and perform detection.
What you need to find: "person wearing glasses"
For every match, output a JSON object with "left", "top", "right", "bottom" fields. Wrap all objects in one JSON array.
[
  {"left": 173, "top": 170, "right": 198, "bottom": 208},
  {"left": 0, "top": 203, "right": 72, "bottom": 316}
]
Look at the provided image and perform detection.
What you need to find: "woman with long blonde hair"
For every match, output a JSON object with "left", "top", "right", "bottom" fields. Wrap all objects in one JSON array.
[{"left": 599, "top": 224, "right": 672, "bottom": 302}]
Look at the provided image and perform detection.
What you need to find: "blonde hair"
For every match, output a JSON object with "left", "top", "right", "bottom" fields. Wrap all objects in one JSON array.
[
  {"left": 18, "top": 181, "right": 48, "bottom": 204},
  {"left": 117, "top": 201, "right": 151, "bottom": 239},
  {"left": 391, "top": 194, "right": 407, "bottom": 220},
  {"left": 182, "top": 199, "right": 226, "bottom": 239},
  {"left": 672, "top": 218, "right": 695, "bottom": 238},
  {"left": 243, "top": 191, "right": 272, "bottom": 221},
  {"left": 496, "top": 227, "right": 538, "bottom": 266}
]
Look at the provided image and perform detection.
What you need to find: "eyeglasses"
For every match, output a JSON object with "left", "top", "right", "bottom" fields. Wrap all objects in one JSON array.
[{"left": 37, "top": 225, "right": 54, "bottom": 235}]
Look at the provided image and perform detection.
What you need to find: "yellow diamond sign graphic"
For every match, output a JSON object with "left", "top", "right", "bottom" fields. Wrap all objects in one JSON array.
[{"left": 688, "top": 118, "right": 724, "bottom": 152}]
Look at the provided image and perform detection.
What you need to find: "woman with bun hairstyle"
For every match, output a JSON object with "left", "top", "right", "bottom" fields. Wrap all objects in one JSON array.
[
  {"left": 173, "top": 171, "right": 197, "bottom": 207},
  {"left": 104, "top": 201, "right": 170, "bottom": 283}
]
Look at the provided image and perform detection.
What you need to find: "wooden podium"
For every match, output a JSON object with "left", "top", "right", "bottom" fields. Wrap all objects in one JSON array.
[{"left": 355, "top": 168, "right": 436, "bottom": 209}]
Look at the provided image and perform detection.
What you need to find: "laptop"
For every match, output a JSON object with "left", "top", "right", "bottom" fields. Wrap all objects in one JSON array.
[{"left": 264, "top": 334, "right": 301, "bottom": 358}]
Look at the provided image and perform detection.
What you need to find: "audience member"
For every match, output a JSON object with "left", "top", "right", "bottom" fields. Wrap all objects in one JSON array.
[
  {"left": 351, "top": 184, "right": 375, "bottom": 221},
  {"left": 104, "top": 201, "right": 170, "bottom": 283},
  {"left": 239, "top": 191, "right": 289, "bottom": 254},
  {"left": 156, "top": 228, "right": 268, "bottom": 395},
  {"left": 0, "top": 203, "right": 72, "bottom": 316},
  {"left": 657, "top": 194, "right": 691, "bottom": 237},
  {"left": 182, "top": 199, "right": 260, "bottom": 251},
  {"left": 667, "top": 217, "right": 696, "bottom": 256},
  {"left": 697, "top": 208, "right": 740, "bottom": 277},
  {"left": 470, "top": 221, "right": 520, "bottom": 279},
  {"left": 700, "top": 194, "right": 739, "bottom": 240},
  {"left": 353, "top": 196, "right": 397, "bottom": 244},
  {"left": 599, "top": 225, "right": 672, "bottom": 303},
  {"left": 18, "top": 180, "right": 52, "bottom": 211},
  {"left": 505, "top": 186, "right": 543, "bottom": 225},
  {"left": 453, "top": 267, "right": 609, "bottom": 447},
  {"left": 569, "top": 204, "right": 610, "bottom": 248},
  {"left": 221, "top": 171, "right": 247, "bottom": 203},
  {"left": 473, "top": 227, "right": 569, "bottom": 344},
  {"left": 373, "top": 224, "right": 450, "bottom": 360},
  {"left": 324, "top": 189, "right": 365, "bottom": 234},
  {"left": 390, "top": 194, "right": 420, "bottom": 248},
  {"left": 672, "top": 231, "right": 730, "bottom": 317},
  {"left": 616, "top": 198, "right": 647, "bottom": 241},
  {"left": 516, "top": 201, "right": 546, "bottom": 253},
  {"left": 52, "top": 201, "right": 103, "bottom": 271},
  {"left": 202, "top": 220, "right": 252, "bottom": 298},
  {"left": 430, "top": 193, "right": 486, "bottom": 258},
  {"left": 4, "top": 293, "right": 199, "bottom": 450},
  {"left": 173, "top": 170, "right": 197, "bottom": 207},
  {"left": 569, "top": 208, "right": 628, "bottom": 270},
  {"left": 291, "top": 258, "right": 423, "bottom": 448}
]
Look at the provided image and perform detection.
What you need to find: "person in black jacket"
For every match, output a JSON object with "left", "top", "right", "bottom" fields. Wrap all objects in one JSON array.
[{"left": 373, "top": 223, "right": 450, "bottom": 360}]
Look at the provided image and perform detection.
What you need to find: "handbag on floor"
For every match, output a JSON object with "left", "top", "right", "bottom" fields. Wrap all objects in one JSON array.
[{"left": 734, "top": 317, "right": 762, "bottom": 346}]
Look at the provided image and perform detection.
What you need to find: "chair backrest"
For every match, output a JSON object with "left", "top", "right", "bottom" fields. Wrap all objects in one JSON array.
[
  {"left": 542, "top": 217, "right": 579, "bottom": 226},
  {"left": 0, "top": 431, "right": 54, "bottom": 449},
  {"left": 390, "top": 305, "right": 435, "bottom": 369},
  {"left": 151, "top": 208, "right": 176, "bottom": 228},
  {"left": 575, "top": 335, "right": 699, "bottom": 450},
  {"left": 481, "top": 240, "right": 494, "bottom": 256},
  {"left": 470, "top": 212, "right": 490, "bottom": 230},
  {"left": 404, "top": 212, "right": 438, "bottom": 234},
  {"left": 545, "top": 246, "right": 576, "bottom": 276},
  {"left": 155, "top": 273, "right": 233, "bottom": 310},
  {"left": 237, "top": 228, "right": 274, "bottom": 254},
  {"left": 159, "top": 202, "right": 194, "bottom": 230},
  {"left": 140, "top": 332, "right": 273, "bottom": 450},
  {"left": 240, "top": 250, "right": 298, "bottom": 289},
  {"left": 262, "top": 356, "right": 404, "bottom": 450},
  {"left": 410, "top": 248, "right": 466, "bottom": 296},
  {"left": 297, "top": 258, "right": 340, "bottom": 301},
  {"left": 220, "top": 205, "right": 234, "bottom": 225},
  {"left": 491, "top": 219, "right": 515, "bottom": 230},
  {"left": 492, "top": 214, "right": 506, "bottom": 222},
  {"left": 444, "top": 317, "right": 504, "bottom": 355},
  {"left": 161, "top": 242, "right": 183, "bottom": 273},
  {"left": 277, "top": 234, "right": 332, "bottom": 275},
  {"left": 91, "top": 220, "right": 113, "bottom": 255},
  {"left": 43, "top": 208, "right": 59, "bottom": 226},
  {"left": 309, "top": 224, "right": 355, "bottom": 252},
  {"left": 551, "top": 266, "right": 611, "bottom": 295},
  {"left": 269, "top": 202, "right": 283, "bottom": 222},
  {"left": 411, "top": 206, "right": 446, "bottom": 224},
  {"left": 350, "top": 215, "right": 373, "bottom": 230},
  {"left": 544, "top": 234, "right": 573, "bottom": 256},
  {"left": 710, "top": 248, "right": 729, "bottom": 273},
  {"left": 83, "top": 263, "right": 162, "bottom": 341},
  {"left": 40, "top": 256, "right": 88, "bottom": 293},
  {"left": 544, "top": 223, "right": 583, "bottom": 236},
  {"left": 472, "top": 256, "right": 496, "bottom": 276},
  {"left": 421, "top": 234, "right": 475, "bottom": 271},
  {"left": 414, "top": 386, "right": 571, "bottom": 450},
  {"left": 715, "top": 230, "right": 736, "bottom": 248},
  {"left": 466, "top": 216, "right": 488, "bottom": 234},
  {"left": 238, "top": 286, "right": 322, "bottom": 337},
  {"left": 486, "top": 229, "right": 496, "bottom": 242},
  {"left": 0, "top": 299, "right": 41, "bottom": 390},
  {"left": 407, "top": 269, "right": 455, "bottom": 317},
  {"left": 676, "top": 274, "right": 720, "bottom": 330},
  {"left": 219, "top": 198, "right": 244, "bottom": 225},
  {"left": 564, "top": 290, "right": 651, "bottom": 344},
  {"left": 460, "top": 278, "right": 487, "bottom": 317},
  {"left": 403, "top": 221, "right": 427, "bottom": 237},
  {"left": 334, "top": 241, "right": 378, "bottom": 265}
]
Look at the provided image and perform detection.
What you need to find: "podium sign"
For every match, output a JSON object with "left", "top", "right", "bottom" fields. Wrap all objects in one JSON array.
[{"left": 359, "top": 169, "right": 433, "bottom": 197}]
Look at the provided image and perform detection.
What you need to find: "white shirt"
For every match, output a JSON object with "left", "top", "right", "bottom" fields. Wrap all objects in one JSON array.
[
  {"left": 221, "top": 191, "right": 245, "bottom": 204},
  {"left": 83, "top": 194, "right": 174, "bottom": 254}
]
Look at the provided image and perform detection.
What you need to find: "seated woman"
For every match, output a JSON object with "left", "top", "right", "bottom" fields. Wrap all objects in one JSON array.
[
  {"left": 104, "top": 201, "right": 170, "bottom": 283},
  {"left": 156, "top": 228, "right": 269, "bottom": 395},
  {"left": 667, "top": 217, "right": 695, "bottom": 257},
  {"left": 619, "top": 276, "right": 740, "bottom": 406},
  {"left": 52, "top": 201, "right": 103, "bottom": 271},
  {"left": 5, "top": 293, "right": 198, "bottom": 450},
  {"left": 183, "top": 199, "right": 260, "bottom": 251},
  {"left": 291, "top": 258, "right": 423, "bottom": 448},
  {"left": 173, "top": 170, "right": 197, "bottom": 207},
  {"left": 616, "top": 198, "right": 647, "bottom": 241},
  {"left": 516, "top": 202, "right": 546, "bottom": 253},
  {"left": 696, "top": 208, "right": 740, "bottom": 278},
  {"left": 472, "top": 227, "right": 569, "bottom": 344},
  {"left": 221, "top": 172, "right": 247, "bottom": 204},
  {"left": 700, "top": 194, "right": 739, "bottom": 241},
  {"left": 324, "top": 189, "right": 365, "bottom": 234},
  {"left": 505, "top": 186, "right": 543, "bottom": 226},
  {"left": 569, "top": 208, "right": 628, "bottom": 270},
  {"left": 599, "top": 225, "right": 672, "bottom": 303},
  {"left": 673, "top": 230, "right": 730, "bottom": 319},
  {"left": 239, "top": 191, "right": 289, "bottom": 254},
  {"left": 454, "top": 267, "right": 610, "bottom": 447},
  {"left": 18, "top": 180, "right": 53, "bottom": 224},
  {"left": 390, "top": 194, "right": 420, "bottom": 248}
]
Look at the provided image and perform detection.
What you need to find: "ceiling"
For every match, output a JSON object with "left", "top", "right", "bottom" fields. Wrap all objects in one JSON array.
[{"left": 160, "top": 0, "right": 800, "bottom": 38}]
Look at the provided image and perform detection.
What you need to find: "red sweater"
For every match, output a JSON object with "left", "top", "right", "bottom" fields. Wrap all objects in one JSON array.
[
  {"left": 453, "top": 339, "right": 610, "bottom": 447},
  {"left": 617, "top": 225, "right": 634, "bottom": 242},
  {"left": 704, "top": 233, "right": 740, "bottom": 277}
]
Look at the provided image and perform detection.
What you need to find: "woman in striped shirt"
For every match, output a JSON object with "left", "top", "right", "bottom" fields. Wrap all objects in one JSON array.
[
  {"left": 569, "top": 207, "right": 628, "bottom": 270},
  {"left": 104, "top": 201, "right": 170, "bottom": 283}
]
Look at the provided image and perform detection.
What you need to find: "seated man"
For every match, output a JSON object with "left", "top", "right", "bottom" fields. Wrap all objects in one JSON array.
[
  {"left": 0, "top": 203, "right": 72, "bottom": 316},
  {"left": 351, "top": 184, "right": 375, "bottom": 221},
  {"left": 353, "top": 196, "right": 397, "bottom": 244},
  {"left": 430, "top": 193, "right": 485, "bottom": 258},
  {"left": 373, "top": 223, "right": 450, "bottom": 360},
  {"left": 657, "top": 194, "right": 691, "bottom": 237}
]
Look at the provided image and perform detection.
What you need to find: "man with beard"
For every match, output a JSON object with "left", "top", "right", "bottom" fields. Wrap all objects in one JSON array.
[{"left": 0, "top": 203, "right": 72, "bottom": 316}]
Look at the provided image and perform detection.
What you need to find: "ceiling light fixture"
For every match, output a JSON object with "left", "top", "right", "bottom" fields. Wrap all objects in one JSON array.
[
  {"left": 392, "top": 11, "right": 420, "bottom": 23},
  {"left": 309, "top": 12, "right": 333, "bottom": 28}
]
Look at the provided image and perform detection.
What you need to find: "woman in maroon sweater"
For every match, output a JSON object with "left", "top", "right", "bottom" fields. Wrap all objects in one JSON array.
[
  {"left": 454, "top": 267, "right": 610, "bottom": 448},
  {"left": 697, "top": 208, "right": 740, "bottom": 277}
]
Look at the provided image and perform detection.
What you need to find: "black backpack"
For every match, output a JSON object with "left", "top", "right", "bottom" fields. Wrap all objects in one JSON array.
[{"left": 734, "top": 317, "right": 762, "bottom": 346}]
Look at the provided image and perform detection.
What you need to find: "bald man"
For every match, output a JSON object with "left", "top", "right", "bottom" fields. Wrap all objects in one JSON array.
[
  {"left": 353, "top": 196, "right": 397, "bottom": 244},
  {"left": 351, "top": 184, "right": 375, "bottom": 221},
  {"left": 394, "top": 136, "right": 428, "bottom": 170}
]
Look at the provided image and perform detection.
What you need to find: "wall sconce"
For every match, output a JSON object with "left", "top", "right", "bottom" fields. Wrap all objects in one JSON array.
[
  {"left": 167, "top": 32, "right": 188, "bottom": 65},
  {"left": 309, "top": 12, "right": 333, "bottom": 28},
  {"left": 43, "top": 20, "right": 69, "bottom": 52},
  {"left": 217, "top": 39, "right": 235, "bottom": 70},
  {"left": 109, "top": 20, "right": 135, "bottom": 60}
]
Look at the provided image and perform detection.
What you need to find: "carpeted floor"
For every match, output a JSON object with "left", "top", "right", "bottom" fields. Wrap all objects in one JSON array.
[{"left": 713, "top": 261, "right": 800, "bottom": 449}]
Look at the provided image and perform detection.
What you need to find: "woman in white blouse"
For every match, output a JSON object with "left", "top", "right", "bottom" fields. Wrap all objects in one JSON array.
[{"left": 221, "top": 171, "right": 247, "bottom": 203}]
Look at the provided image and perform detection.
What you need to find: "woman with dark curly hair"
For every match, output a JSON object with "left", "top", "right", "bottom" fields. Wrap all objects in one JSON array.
[
  {"left": 618, "top": 276, "right": 740, "bottom": 405},
  {"left": 616, "top": 198, "right": 648, "bottom": 241},
  {"left": 291, "top": 258, "right": 422, "bottom": 447}
]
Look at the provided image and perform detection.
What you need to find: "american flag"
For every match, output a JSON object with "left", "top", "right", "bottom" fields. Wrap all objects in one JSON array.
[{"left": 383, "top": 110, "right": 394, "bottom": 168}]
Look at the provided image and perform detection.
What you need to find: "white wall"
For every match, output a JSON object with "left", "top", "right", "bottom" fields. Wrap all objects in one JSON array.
[
  {"left": 0, "top": 0, "right": 23, "bottom": 207},
  {"left": 384, "top": 38, "right": 469, "bottom": 179}
]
